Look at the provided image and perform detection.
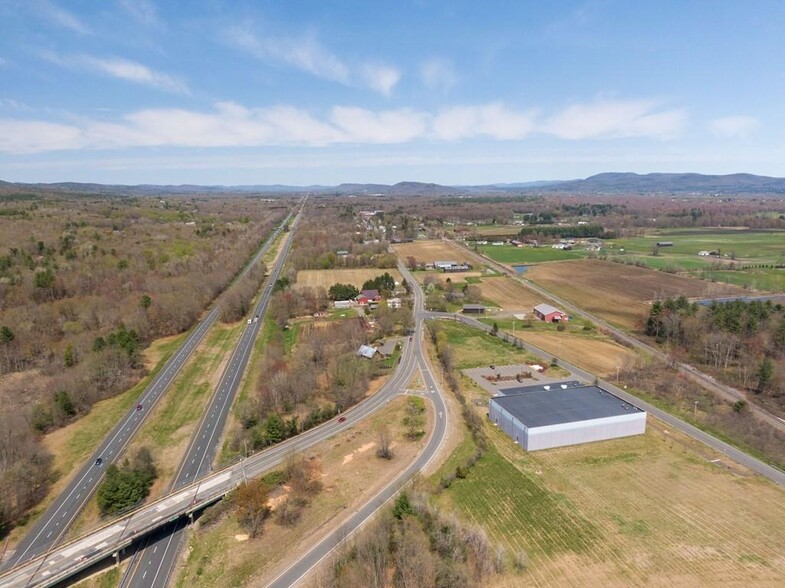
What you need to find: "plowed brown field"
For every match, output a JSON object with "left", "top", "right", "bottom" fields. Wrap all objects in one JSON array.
[{"left": 526, "top": 259, "right": 748, "bottom": 329}]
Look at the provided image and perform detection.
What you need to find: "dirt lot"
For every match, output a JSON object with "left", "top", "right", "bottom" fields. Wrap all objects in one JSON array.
[
  {"left": 516, "top": 331, "right": 636, "bottom": 378},
  {"left": 394, "top": 239, "right": 484, "bottom": 264},
  {"left": 170, "top": 395, "right": 432, "bottom": 588},
  {"left": 296, "top": 268, "right": 402, "bottom": 289},
  {"left": 479, "top": 276, "right": 542, "bottom": 310},
  {"left": 526, "top": 259, "right": 748, "bottom": 330}
]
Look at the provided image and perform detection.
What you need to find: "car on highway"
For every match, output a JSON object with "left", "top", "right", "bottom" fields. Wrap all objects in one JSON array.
[
  {"left": 247, "top": 318, "right": 252, "bottom": 325},
  {"left": 94, "top": 457, "right": 103, "bottom": 466},
  {"left": 136, "top": 403, "right": 143, "bottom": 411},
  {"left": 338, "top": 416, "right": 346, "bottom": 423}
]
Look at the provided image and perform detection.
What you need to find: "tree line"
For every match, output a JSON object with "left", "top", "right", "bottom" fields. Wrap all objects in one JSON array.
[{"left": 644, "top": 297, "right": 785, "bottom": 404}]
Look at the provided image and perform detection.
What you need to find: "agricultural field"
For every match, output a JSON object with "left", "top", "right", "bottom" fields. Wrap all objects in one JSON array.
[
  {"left": 474, "top": 276, "right": 543, "bottom": 311},
  {"left": 605, "top": 228, "right": 785, "bottom": 292},
  {"left": 393, "top": 239, "right": 483, "bottom": 264},
  {"left": 478, "top": 244, "right": 584, "bottom": 264},
  {"left": 516, "top": 330, "right": 636, "bottom": 378},
  {"left": 608, "top": 228, "right": 785, "bottom": 263},
  {"left": 295, "top": 268, "right": 402, "bottom": 290},
  {"left": 439, "top": 414, "right": 785, "bottom": 587},
  {"left": 525, "top": 259, "right": 748, "bottom": 330}
]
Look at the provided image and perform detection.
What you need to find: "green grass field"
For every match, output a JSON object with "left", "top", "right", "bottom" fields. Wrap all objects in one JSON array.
[
  {"left": 439, "top": 442, "right": 599, "bottom": 557},
  {"left": 138, "top": 322, "right": 241, "bottom": 449},
  {"left": 439, "top": 320, "right": 537, "bottom": 368},
  {"left": 478, "top": 244, "right": 583, "bottom": 264},
  {"left": 607, "top": 228, "right": 785, "bottom": 263},
  {"left": 604, "top": 228, "right": 785, "bottom": 292}
]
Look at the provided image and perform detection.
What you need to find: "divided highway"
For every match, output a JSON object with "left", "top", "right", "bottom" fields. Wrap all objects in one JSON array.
[
  {"left": 1, "top": 210, "right": 294, "bottom": 573},
  {"left": 119, "top": 205, "right": 304, "bottom": 587},
  {"left": 0, "top": 259, "right": 449, "bottom": 588}
]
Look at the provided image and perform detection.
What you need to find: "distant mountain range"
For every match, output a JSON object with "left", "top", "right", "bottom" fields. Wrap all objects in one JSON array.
[{"left": 3, "top": 172, "right": 785, "bottom": 197}]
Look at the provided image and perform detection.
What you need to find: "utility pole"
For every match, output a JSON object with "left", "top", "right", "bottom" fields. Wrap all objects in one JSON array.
[{"left": 693, "top": 400, "right": 699, "bottom": 420}]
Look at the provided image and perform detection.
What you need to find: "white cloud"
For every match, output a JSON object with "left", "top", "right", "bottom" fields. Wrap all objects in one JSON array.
[
  {"left": 420, "top": 58, "right": 458, "bottom": 91},
  {"left": 119, "top": 0, "right": 160, "bottom": 27},
  {"left": 227, "top": 24, "right": 403, "bottom": 96},
  {"left": 331, "top": 107, "right": 427, "bottom": 143},
  {"left": 543, "top": 100, "right": 685, "bottom": 140},
  {"left": 36, "top": 0, "right": 91, "bottom": 34},
  {"left": 0, "top": 119, "right": 85, "bottom": 153},
  {"left": 84, "top": 56, "right": 187, "bottom": 93},
  {"left": 433, "top": 103, "right": 536, "bottom": 140},
  {"left": 229, "top": 25, "right": 349, "bottom": 83},
  {"left": 709, "top": 115, "right": 759, "bottom": 138},
  {"left": 44, "top": 53, "right": 188, "bottom": 93},
  {"left": 0, "top": 57, "right": 7, "bottom": 67},
  {"left": 361, "top": 64, "right": 401, "bottom": 96},
  {"left": 0, "top": 98, "right": 688, "bottom": 154}
]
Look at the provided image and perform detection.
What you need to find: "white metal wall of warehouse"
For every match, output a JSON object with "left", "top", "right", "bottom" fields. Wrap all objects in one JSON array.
[{"left": 489, "top": 398, "right": 647, "bottom": 451}]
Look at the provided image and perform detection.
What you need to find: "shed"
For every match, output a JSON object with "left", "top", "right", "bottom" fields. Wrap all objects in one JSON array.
[
  {"left": 356, "top": 344, "right": 377, "bottom": 359},
  {"left": 489, "top": 381, "right": 646, "bottom": 450},
  {"left": 462, "top": 304, "right": 486, "bottom": 314}
]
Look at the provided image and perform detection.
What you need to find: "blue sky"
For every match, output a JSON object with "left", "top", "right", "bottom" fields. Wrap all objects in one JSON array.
[{"left": 1, "top": 0, "right": 784, "bottom": 185}]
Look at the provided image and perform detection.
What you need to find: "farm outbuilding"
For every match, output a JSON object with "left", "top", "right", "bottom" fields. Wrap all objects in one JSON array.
[
  {"left": 488, "top": 381, "right": 646, "bottom": 451},
  {"left": 533, "top": 303, "right": 569, "bottom": 322},
  {"left": 462, "top": 304, "right": 486, "bottom": 314}
]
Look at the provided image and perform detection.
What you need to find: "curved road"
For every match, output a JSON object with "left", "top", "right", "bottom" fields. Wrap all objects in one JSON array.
[
  {"left": 1, "top": 210, "right": 294, "bottom": 572},
  {"left": 0, "top": 262, "right": 443, "bottom": 588},
  {"left": 264, "top": 262, "right": 448, "bottom": 588}
]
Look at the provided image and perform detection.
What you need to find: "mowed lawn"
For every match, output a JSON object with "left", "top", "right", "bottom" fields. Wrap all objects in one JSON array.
[
  {"left": 438, "top": 320, "right": 539, "bottom": 369},
  {"left": 440, "top": 419, "right": 785, "bottom": 586},
  {"left": 296, "top": 268, "right": 402, "bottom": 289},
  {"left": 525, "top": 259, "right": 748, "bottom": 330}
]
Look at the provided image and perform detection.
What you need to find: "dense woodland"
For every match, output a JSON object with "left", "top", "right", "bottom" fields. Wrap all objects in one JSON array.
[
  {"left": 644, "top": 298, "right": 785, "bottom": 409},
  {"left": 0, "top": 191, "right": 289, "bottom": 535}
]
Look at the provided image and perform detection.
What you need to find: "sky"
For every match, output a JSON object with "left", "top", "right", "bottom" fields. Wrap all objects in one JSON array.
[{"left": 1, "top": 0, "right": 784, "bottom": 186}]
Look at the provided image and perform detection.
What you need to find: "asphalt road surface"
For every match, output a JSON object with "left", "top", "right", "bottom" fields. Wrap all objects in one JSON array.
[
  {"left": 0, "top": 262, "right": 434, "bottom": 588},
  {"left": 455, "top": 239, "right": 785, "bottom": 434},
  {"left": 119, "top": 208, "right": 303, "bottom": 588},
  {"left": 264, "top": 262, "right": 448, "bottom": 588},
  {"left": 4, "top": 259, "right": 784, "bottom": 588},
  {"left": 1, "top": 212, "right": 293, "bottom": 573},
  {"left": 445, "top": 311, "right": 785, "bottom": 486}
]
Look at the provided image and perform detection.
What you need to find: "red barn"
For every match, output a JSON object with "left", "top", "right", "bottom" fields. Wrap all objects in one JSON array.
[{"left": 533, "top": 303, "right": 569, "bottom": 323}]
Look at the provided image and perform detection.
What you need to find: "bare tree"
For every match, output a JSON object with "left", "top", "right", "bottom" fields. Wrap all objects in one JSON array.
[{"left": 376, "top": 424, "right": 393, "bottom": 460}]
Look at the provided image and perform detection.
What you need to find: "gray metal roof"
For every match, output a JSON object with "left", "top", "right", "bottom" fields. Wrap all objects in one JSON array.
[
  {"left": 491, "top": 381, "right": 643, "bottom": 428},
  {"left": 533, "top": 303, "right": 563, "bottom": 316}
]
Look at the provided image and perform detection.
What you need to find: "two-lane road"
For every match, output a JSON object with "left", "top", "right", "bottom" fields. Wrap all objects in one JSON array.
[{"left": 265, "top": 261, "right": 449, "bottom": 588}]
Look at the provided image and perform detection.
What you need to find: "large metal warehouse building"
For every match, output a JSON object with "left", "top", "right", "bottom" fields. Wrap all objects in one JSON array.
[{"left": 488, "top": 381, "right": 646, "bottom": 451}]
